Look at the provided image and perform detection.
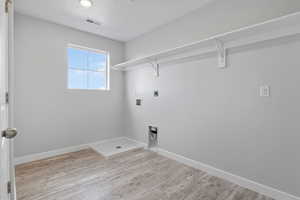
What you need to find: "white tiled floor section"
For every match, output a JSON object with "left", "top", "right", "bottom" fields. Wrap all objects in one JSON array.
[{"left": 91, "top": 138, "right": 145, "bottom": 158}]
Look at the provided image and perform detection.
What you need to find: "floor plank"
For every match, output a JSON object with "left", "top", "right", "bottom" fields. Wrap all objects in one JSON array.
[{"left": 15, "top": 148, "right": 273, "bottom": 200}]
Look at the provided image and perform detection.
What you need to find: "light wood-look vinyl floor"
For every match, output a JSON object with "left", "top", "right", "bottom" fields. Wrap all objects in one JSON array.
[{"left": 16, "top": 148, "right": 273, "bottom": 200}]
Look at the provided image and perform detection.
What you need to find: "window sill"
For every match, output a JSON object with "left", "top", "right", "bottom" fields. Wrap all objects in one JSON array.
[{"left": 67, "top": 88, "right": 110, "bottom": 92}]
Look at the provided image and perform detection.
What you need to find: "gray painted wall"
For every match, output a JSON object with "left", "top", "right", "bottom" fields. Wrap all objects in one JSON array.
[
  {"left": 14, "top": 14, "right": 125, "bottom": 157},
  {"left": 124, "top": 0, "right": 300, "bottom": 197}
]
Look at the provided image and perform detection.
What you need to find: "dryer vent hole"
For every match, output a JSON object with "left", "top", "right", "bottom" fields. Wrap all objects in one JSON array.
[{"left": 115, "top": 146, "right": 122, "bottom": 149}]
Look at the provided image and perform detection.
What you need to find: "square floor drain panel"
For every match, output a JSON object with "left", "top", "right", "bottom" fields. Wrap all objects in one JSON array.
[{"left": 91, "top": 138, "right": 145, "bottom": 158}]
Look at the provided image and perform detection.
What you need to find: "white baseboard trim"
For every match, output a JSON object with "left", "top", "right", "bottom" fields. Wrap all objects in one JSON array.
[
  {"left": 156, "top": 147, "right": 299, "bottom": 200},
  {"left": 14, "top": 137, "right": 125, "bottom": 165},
  {"left": 124, "top": 137, "right": 299, "bottom": 200},
  {"left": 14, "top": 144, "right": 88, "bottom": 165}
]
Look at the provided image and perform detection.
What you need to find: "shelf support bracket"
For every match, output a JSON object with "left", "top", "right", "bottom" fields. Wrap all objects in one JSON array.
[
  {"left": 149, "top": 60, "right": 160, "bottom": 77},
  {"left": 215, "top": 39, "right": 226, "bottom": 68}
]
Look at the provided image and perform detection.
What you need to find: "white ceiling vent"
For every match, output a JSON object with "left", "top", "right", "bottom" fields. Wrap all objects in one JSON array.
[{"left": 85, "top": 19, "right": 101, "bottom": 26}]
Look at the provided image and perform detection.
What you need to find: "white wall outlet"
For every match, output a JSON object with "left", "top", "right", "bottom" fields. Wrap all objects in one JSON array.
[{"left": 260, "top": 85, "right": 270, "bottom": 97}]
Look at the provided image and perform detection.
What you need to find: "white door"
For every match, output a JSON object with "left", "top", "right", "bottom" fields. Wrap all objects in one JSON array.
[{"left": 0, "top": 0, "right": 16, "bottom": 200}]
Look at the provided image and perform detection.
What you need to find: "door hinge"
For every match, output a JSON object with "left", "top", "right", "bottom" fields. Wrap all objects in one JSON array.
[
  {"left": 5, "top": 92, "right": 9, "bottom": 104},
  {"left": 7, "top": 181, "right": 11, "bottom": 194},
  {"left": 5, "top": 0, "right": 12, "bottom": 13}
]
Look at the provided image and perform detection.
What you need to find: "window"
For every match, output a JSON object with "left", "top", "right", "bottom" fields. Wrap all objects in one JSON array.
[{"left": 67, "top": 45, "right": 109, "bottom": 90}]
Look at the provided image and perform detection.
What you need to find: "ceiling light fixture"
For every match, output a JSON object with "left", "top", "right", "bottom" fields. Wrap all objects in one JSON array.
[{"left": 80, "top": 0, "right": 93, "bottom": 8}]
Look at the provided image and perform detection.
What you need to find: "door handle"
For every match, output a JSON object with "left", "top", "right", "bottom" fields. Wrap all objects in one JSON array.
[{"left": 2, "top": 128, "right": 17, "bottom": 139}]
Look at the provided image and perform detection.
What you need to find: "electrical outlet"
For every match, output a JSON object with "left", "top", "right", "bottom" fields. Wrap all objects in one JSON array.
[
  {"left": 260, "top": 86, "right": 270, "bottom": 97},
  {"left": 154, "top": 90, "right": 159, "bottom": 97}
]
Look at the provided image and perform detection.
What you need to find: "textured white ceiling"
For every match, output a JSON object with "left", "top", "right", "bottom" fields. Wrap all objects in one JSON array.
[{"left": 15, "top": 0, "right": 215, "bottom": 41}]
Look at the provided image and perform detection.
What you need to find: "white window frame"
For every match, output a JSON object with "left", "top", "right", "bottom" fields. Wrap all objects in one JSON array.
[{"left": 67, "top": 43, "right": 110, "bottom": 91}]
